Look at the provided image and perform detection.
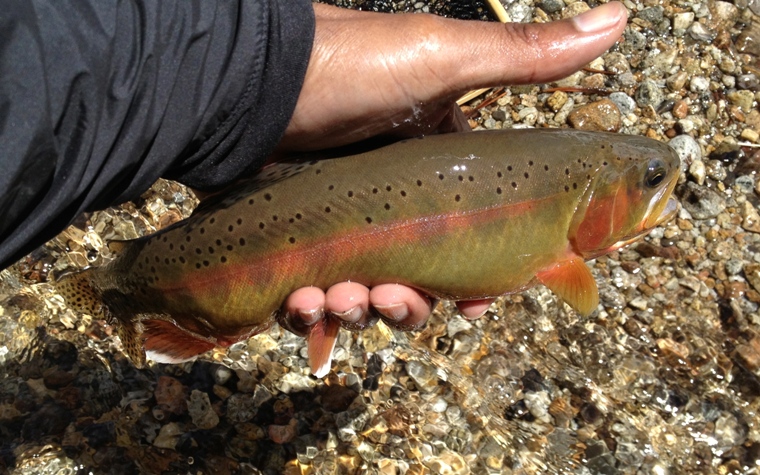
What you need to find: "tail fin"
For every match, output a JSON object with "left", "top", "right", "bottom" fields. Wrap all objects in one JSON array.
[{"left": 53, "top": 268, "right": 106, "bottom": 319}]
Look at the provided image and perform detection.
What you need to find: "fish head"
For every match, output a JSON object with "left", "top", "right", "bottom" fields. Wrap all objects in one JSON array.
[{"left": 570, "top": 138, "right": 681, "bottom": 259}]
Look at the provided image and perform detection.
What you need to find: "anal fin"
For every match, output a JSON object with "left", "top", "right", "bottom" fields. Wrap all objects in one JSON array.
[
  {"left": 141, "top": 319, "right": 216, "bottom": 365},
  {"left": 536, "top": 257, "right": 599, "bottom": 316},
  {"left": 308, "top": 317, "right": 341, "bottom": 378}
]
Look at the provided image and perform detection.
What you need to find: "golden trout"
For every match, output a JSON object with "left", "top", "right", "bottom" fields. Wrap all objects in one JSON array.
[{"left": 56, "top": 129, "right": 679, "bottom": 376}]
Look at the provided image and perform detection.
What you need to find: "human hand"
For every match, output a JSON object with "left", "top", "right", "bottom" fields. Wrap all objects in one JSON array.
[{"left": 276, "top": 2, "right": 628, "bottom": 375}]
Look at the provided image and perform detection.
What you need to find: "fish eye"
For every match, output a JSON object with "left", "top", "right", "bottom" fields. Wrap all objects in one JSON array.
[{"left": 645, "top": 159, "right": 667, "bottom": 188}]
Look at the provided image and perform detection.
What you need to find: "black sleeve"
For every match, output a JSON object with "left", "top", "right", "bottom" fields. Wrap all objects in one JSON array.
[{"left": 0, "top": 0, "right": 315, "bottom": 270}]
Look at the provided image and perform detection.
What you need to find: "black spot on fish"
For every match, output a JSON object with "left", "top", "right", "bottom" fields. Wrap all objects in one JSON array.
[
  {"left": 289, "top": 237, "right": 296, "bottom": 244},
  {"left": 524, "top": 172, "right": 529, "bottom": 179},
  {"left": 348, "top": 191, "right": 354, "bottom": 197},
  {"left": 507, "top": 166, "right": 513, "bottom": 172},
  {"left": 400, "top": 190, "right": 407, "bottom": 197},
  {"left": 497, "top": 171, "right": 503, "bottom": 178},
  {"left": 573, "top": 183, "right": 578, "bottom": 189},
  {"left": 208, "top": 247, "right": 214, "bottom": 254},
  {"left": 239, "top": 238, "right": 246, "bottom": 246},
  {"left": 237, "top": 218, "right": 243, "bottom": 225},
  {"left": 265, "top": 193, "right": 272, "bottom": 201},
  {"left": 272, "top": 216, "right": 278, "bottom": 222},
  {"left": 497, "top": 187, "right": 502, "bottom": 194},
  {"left": 296, "top": 213, "right": 302, "bottom": 220},
  {"left": 210, "top": 218, "right": 216, "bottom": 224},
  {"left": 544, "top": 165, "right": 549, "bottom": 171},
  {"left": 416, "top": 180, "right": 422, "bottom": 186},
  {"left": 565, "top": 168, "right": 570, "bottom": 175},
  {"left": 468, "top": 176, "right": 474, "bottom": 181},
  {"left": 169, "top": 244, "right": 174, "bottom": 251},
  {"left": 455, "top": 194, "right": 461, "bottom": 202},
  {"left": 325, "top": 207, "right": 331, "bottom": 213},
  {"left": 164, "top": 258, "right": 170, "bottom": 264},
  {"left": 438, "top": 174, "right": 444, "bottom": 180},
  {"left": 386, "top": 185, "right": 392, "bottom": 191},
  {"left": 227, "top": 245, "right": 233, "bottom": 251},
  {"left": 259, "top": 222, "right": 265, "bottom": 229},
  {"left": 329, "top": 185, "right": 334, "bottom": 191},
  {"left": 221, "top": 256, "right": 227, "bottom": 263},
  {"left": 196, "top": 248, "right": 202, "bottom": 255},
  {"left": 150, "top": 266, "right": 156, "bottom": 273},
  {"left": 603, "top": 161, "right": 608, "bottom": 166},
  {"left": 316, "top": 169, "right": 322, "bottom": 175},
  {"left": 180, "top": 245, "right": 186, "bottom": 251},
  {"left": 366, "top": 217, "right": 373, "bottom": 224},
  {"left": 216, "top": 239, "right": 222, "bottom": 246},
  {"left": 564, "top": 185, "right": 570, "bottom": 192},
  {"left": 373, "top": 188, "right": 379, "bottom": 194},
  {"left": 512, "top": 182, "right": 517, "bottom": 189},
  {"left": 196, "top": 263, "right": 202, "bottom": 269},
  {"left": 228, "top": 225, "right": 234, "bottom": 231},
  {"left": 200, "top": 227, "right": 205, "bottom": 234},
  {"left": 289, "top": 218, "right": 295, "bottom": 223},
  {"left": 248, "top": 198, "right": 254, "bottom": 205},
  {"left": 529, "top": 161, "right": 534, "bottom": 166},
  {"left": 458, "top": 175, "right": 464, "bottom": 181},
  {"left": 203, "top": 260, "right": 210, "bottom": 267},
  {"left": 186, "top": 236, "right": 191, "bottom": 242},
  {"left": 384, "top": 203, "right": 391, "bottom": 210},
  {"left": 155, "top": 256, "right": 160, "bottom": 263}
]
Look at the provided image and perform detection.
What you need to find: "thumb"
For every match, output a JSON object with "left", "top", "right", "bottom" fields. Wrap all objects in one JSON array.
[{"left": 449, "top": 2, "right": 628, "bottom": 89}]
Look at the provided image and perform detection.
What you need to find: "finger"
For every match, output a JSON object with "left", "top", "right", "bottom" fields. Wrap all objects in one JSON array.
[
  {"left": 456, "top": 298, "right": 495, "bottom": 320},
  {"left": 369, "top": 284, "right": 434, "bottom": 331},
  {"left": 453, "top": 2, "right": 628, "bottom": 87},
  {"left": 279, "top": 286, "right": 326, "bottom": 337},
  {"left": 324, "top": 281, "right": 376, "bottom": 330}
]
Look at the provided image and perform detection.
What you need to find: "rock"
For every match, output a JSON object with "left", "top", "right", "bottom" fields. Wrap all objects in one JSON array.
[
  {"left": 672, "top": 100, "right": 689, "bottom": 119},
  {"left": 153, "top": 422, "right": 182, "bottom": 449},
  {"left": 188, "top": 389, "right": 219, "bottom": 430},
  {"left": 636, "top": 6, "right": 663, "bottom": 24},
  {"left": 689, "top": 160, "right": 706, "bottom": 185},
  {"left": 737, "top": 74, "right": 759, "bottom": 91},
  {"left": 154, "top": 376, "right": 187, "bottom": 415},
  {"left": 709, "top": 2, "right": 739, "bottom": 31},
  {"left": 609, "top": 92, "right": 636, "bottom": 116},
  {"left": 561, "top": 2, "right": 589, "bottom": 19},
  {"left": 547, "top": 91, "right": 568, "bottom": 112},
  {"left": 669, "top": 134, "right": 701, "bottom": 171},
  {"left": 568, "top": 99, "right": 621, "bottom": 132},
  {"left": 667, "top": 71, "right": 688, "bottom": 92},
  {"left": 635, "top": 80, "right": 664, "bottom": 108},
  {"left": 735, "top": 337, "right": 760, "bottom": 372},
  {"left": 689, "top": 23, "right": 715, "bottom": 42},
  {"left": 539, "top": 0, "right": 563, "bottom": 14},
  {"left": 672, "top": 12, "right": 694, "bottom": 31},
  {"left": 727, "top": 90, "right": 755, "bottom": 114},
  {"left": 746, "top": 264, "right": 760, "bottom": 294},
  {"left": 741, "top": 201, "right": 760, "bottom": 232},
  {"left": 736, "top": 21, "right": 760, "bottom": 56},
  {"left": 689, "top": 76, "right": 710, "bottom": 93},
  {"left": 741, "top": 129, "right": 760, "bottom": 143},
  {"left": 680, "top": 182, "right": 727, "bottom": 219},
  {"left": 226, "top": 393, "right": 258, "bottom": 423},
  {"left": 268, "top": 418, "right": 298, "bottom": 444}
]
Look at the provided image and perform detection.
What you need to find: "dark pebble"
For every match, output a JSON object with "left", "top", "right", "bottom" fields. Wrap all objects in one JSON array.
[{"left": 21, "top": 402, "right": 73, "bottom": 440}]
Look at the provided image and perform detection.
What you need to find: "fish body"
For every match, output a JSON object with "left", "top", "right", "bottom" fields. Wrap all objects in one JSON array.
[{"left": 56, "top": 129, "right": 680, "bottom": 371}]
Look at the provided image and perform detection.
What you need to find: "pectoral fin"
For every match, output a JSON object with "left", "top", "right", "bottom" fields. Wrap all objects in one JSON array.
[
  {"left": 536, "top": 257, "right": 599, "bottom": 316},
  {"left": 308, "top": 316, "right": 341, "bottom": 378}
]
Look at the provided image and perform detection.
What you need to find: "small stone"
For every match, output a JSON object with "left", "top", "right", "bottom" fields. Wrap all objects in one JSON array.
[
  {"left": 539, "top": 0, "right": 564, "bottom": 14},
  {"left": 188, "top": 389, "right": 219, "bottom": 430},
  {"left": 736, "top": 21, "right": 760, "bottom": 56},
  {"left": 561, "top": 2, "right": 589, "bottom": 19},
  {"left": 689, "top": 76, "right": 710, "bottom": 93},
  {"left": 154, "top": 376, "right": 187, "bottom": 415},
  {"left": 741, "top": 201, "right": 760, "bottom": 232},
  {"left": 742, "top": 128, "right": 760, "bottom": 143},
  {"left": 672, "top": 12, "right": 694, "bottom": 31},
  {"left": 680, "top": 181, "right": 727, "bottom": 219},
  {"left": 669, "top": 135, "right": 701, "bottom": 170},
  {"left": 568, "top": 99, "right": 621, "bottom": 132},
  {"left": 609, "top": 92, "right": 636, "bottom": 116},
  {"left": 153, "top": 422, "right": 182, "bottom": 449},
  {"left": 737, "top": 74, "right": 759, "bottom": 91},
  {"left": 689, "top": 23, "right": 715, "bottom": 42},
  {"left": 667, "top": 71, "right": 688, "bottom": 92},
  {"left": 636, "top": 6, "right": 663, "bottom": 24},
  {"left": 226, "top": 393, "right": 258, "bottom": 423},
  {"left": 672, "top": 100, "right": 689, "bottom": 119},
  {"left": 746, "top": 264, "right": 760, "bottom": 293},
  {"left": 406, "top": 360, "right": 441, "bottom": 391},
  {"left": 635, "top": 80, "right": 664, "bottom": 108},
  {"left": 728, "top": 90, "right": 755, "bottom": 114},
  {"left": 689, "top": 160, "right": 707, "bottom": 185},
  {"left": 268, "top": 418, "right": 298, "bottom": 444},
  {"left": 735, "top": 337, "right": 760, "bottom": 371},
  {"left": 709, "top": 1, "right": 739, "bottom": 31},
  {"left": 547, "top": 91, "right": 568, "bottom": 112}
]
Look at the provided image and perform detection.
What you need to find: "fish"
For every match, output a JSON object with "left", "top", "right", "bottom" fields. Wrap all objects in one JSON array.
[{"left": 55, "top": 129, "right": 680, "bottom": 377}]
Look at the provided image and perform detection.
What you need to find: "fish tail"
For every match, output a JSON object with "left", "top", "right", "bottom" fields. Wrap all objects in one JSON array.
[{"left": 53, "top": 268, "right": 106, "bottom": 319}]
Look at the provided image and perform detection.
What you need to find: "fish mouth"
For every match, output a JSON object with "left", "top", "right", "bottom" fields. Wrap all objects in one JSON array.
[{"left": 654, "top": 197, "right": 679, "bottom": 226}]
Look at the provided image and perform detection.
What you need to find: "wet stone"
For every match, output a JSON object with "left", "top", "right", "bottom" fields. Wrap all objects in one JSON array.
[
  {"left": 608, "top": 92, "right": 635, "bottom": 116},
  {"left": 680, "top": 181, "right": 727, "bottom": 219},
  {"left": 154, "top": 375, "right": 187, "bottom": 414},
  {"left": 188, "top": 389, "right": 219, "bottom": 430},
  {"left": 568, "top": 99, "right": 621, "bottom": 132}
]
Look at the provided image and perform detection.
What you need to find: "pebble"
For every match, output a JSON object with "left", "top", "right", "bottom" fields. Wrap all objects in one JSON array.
[
  {"left": 741, "top": 201, "right": 760, "bottom": 233},
  {"left": 709, "top": 1, "right": 739, "bottom": 31},
  {"left": 539, "top": 0, "right": 564, "bottom": 14},
  {"left": 188, "top": 389, "right": 219, "bottom": 430},
  {"left": 689, "top": 76, "right": 710, "bottom": 93},
  {"left": 668, "top": 134, "right": 701, "bottom": 171},
  {"left": 268, "top": 418, "right": 298, "bottom": 444},
  {"left": 742, "top": 129, "right": 760, "bottom": 143},
  {"left": 154, "top": 375, "right": 187, "bottom": 414},
  {"left": 635, "top": 80, "right": 664, "bottom": 108},
  {"left": 226, "top": 393, "right": 258, "bottom": 422},
  {"left": 636, "top": 6, "right": 663, "bottom": 24},
  {"left": 609, "top": 92, "right": 636, "bottom": 116},
  {"left": 567, "top": 99, "right": 621, "bottom": 132},
  {"left": 680, "top": 182, "right": 727, "bottom": 219},
  {"left": 689, "top": 23, "right": 715, "bottom": 42},
  {"left": 561, "top": 2, "right": 589, "bottom": 19},
  {"left": 672, "top": 12, "right": 694, "bottom": 31},
  {"left": 728, "top": 90, "right": 755, "bottom": 114},
  {"left": 667, "top": 71, "right": 688, "bottom": 92},
  {"left": 153, "top": 422, "right": 182, "bottom": 449}
]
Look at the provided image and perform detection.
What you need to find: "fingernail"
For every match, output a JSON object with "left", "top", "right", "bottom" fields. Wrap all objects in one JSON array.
[
  {"left": 298, "top": 308, "right": 324, "bottom": 326},
  {"left": 374, "top": 303, "right": 409, "bottom": 322},
  {"left": 572, "top": 3, "right": 626, "bottom": 33},
  {"left": 332, "top": 306, "right": 363, "bottom": 323}
]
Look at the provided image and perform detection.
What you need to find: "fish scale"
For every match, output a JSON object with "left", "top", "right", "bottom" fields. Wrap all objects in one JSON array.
[{"left": 55, "top": 129, "right": 680, "bottom": 372}]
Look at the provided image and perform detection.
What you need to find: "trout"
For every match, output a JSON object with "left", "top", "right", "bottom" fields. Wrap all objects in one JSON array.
[{"left": 56, "top": 129, "right": 680, "bottom": 376}]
